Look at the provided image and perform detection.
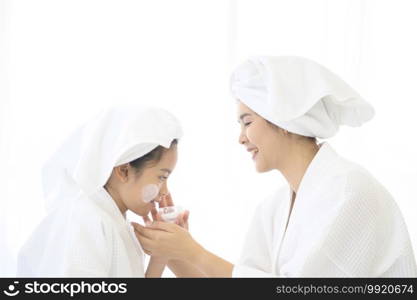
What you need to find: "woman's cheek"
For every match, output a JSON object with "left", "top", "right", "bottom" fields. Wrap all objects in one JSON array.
[{"left": 246, "top": 125, "right": 259, "bottom": 146}]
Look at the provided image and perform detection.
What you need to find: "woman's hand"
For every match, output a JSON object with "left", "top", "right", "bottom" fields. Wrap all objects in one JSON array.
[{"left": 132, "top": 221, "right": 203, "bottom": 262}]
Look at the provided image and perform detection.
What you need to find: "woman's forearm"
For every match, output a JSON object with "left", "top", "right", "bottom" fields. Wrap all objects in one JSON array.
[
  {"left": 145, "top": 257, "right": 166, "bottom": 278},
  {"left": 186, "top": 244, "right": 234, "bottom": 277},
  {"left": 167, "top": 259, "right": 207, "bottom": 277}
]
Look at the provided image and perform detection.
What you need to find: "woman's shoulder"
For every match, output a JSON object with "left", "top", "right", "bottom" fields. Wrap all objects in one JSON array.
[
  {"left": 332, "top": 158, "right": 401, "bottom": 218},
  {"left": 340, "top": 161, "right": 393, "bottom": 200}
]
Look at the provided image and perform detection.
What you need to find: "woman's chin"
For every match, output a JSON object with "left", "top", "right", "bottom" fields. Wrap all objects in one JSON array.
[{"left": 255, "top": 161, "right": 272, "bottom": 173}]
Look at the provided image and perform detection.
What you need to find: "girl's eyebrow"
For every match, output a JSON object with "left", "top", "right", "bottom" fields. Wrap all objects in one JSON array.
[
  {"left": 238, "top": 113, "right": 252, "bottom": 123},
  {"left": 160, "top": 168, "right": 172, "bottom": 174}
]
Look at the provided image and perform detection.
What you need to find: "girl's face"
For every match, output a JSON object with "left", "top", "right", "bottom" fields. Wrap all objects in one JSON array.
[
  {"left": 237, "top": 101, "right": 289, "bottom": 172},
  {"left": 111, "top": 147, "right": 178, "bottom": 216}
]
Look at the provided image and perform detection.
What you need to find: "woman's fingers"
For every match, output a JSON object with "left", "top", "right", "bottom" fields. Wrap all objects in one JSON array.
[
  {"left": 176, "top": 213, "right": 185, "bottom": 227},
  {"left": 183, "top": 210, "right": 190, "bottom": 223},
  {"left": 134, "top": 232, "right": 154, "bottom": 255},
  {"left": 131, "top": 222, "right": 156, "bottom": 239},
  {"left": 175, "top": 210, "right": 190, "bottom": 228},
  {"left": 146, "top": 221, "right": 176, "bottom": 232},
  {"left": 183, "top": 210, "right": 190, "bottom": 230}
]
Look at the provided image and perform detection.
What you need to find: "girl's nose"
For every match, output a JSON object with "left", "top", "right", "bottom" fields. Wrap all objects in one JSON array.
[{"left": 159, "top": 182, "right": 168, "bottom": 195}]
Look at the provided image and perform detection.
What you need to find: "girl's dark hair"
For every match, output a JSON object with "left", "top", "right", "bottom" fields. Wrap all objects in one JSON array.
[{"left": 128, "top": 139, "right": 178, "bottom": 174}]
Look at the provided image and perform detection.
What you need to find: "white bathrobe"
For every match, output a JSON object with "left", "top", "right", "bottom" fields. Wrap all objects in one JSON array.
[
  {"left": 233, "top": 142, "right": 417, "bottom": 277},
  {"left": 18, "top": 188, "right": 145, "bottom": 277}
]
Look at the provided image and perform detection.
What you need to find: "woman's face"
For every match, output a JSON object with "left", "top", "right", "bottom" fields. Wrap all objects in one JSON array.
[
  {"left": 237, "top": 101, "right": 288, "bottom": 172},
  {"left": 114, "top": 147, "right": 178, "bottom": 216}
]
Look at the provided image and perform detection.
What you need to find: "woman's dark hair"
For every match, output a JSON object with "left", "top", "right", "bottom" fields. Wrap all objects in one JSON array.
[
  {"left": 266, "top": 120, "right": 317, "bottom": 143},
  {"left": 128, "top": 139, "right": 178, "bottom": 174}
]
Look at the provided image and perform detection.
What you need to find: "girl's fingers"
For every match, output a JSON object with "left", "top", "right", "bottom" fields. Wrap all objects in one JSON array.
[
  {"left": 142, "top": 215, "right": 152, "bottom": 226},
  {"left": 151, "top": 207, "right": 158, "bottom": 222},
  {"left": 159, "top": 195, "right": 168, "bottom": 208},
  {"left": 155, "top": 212, "right": 163, "bottom": 222},
  {"left": 165, "top": 193, "right": 174, "bottom": 206}
]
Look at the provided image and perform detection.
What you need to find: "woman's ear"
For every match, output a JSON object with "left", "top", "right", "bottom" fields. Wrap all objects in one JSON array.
[{"left": 114, "top": 164, "right": 130, "bottom": 183}]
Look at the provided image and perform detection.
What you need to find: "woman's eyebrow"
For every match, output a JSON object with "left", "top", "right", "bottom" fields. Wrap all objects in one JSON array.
[
  {"left": 160, "top": 168, "right": 172, "bottom": 174},
  {"left": 238, "top": 113, "right": 252, "bottom": 123}
]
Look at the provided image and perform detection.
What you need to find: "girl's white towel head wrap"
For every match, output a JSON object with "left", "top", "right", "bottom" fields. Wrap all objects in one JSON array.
[
  {"left": 42, "top": 105, "right": 183, "bottom": 212},
  {"left": 230, "top": 56, "right": 375, "bottom": 138}
]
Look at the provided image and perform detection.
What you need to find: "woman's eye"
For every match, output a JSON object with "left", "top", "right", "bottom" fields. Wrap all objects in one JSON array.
[
  {"left": 244, "top": 122, "right": 252, "bottom": 127},
  {"left": 159, "top": 176, "right": 168, "bottom": 181}
]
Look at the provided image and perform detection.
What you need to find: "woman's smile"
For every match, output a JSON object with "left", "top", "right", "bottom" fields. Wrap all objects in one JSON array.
[{"left": 247, "top": 147, "right": 259, "bottom": 160}]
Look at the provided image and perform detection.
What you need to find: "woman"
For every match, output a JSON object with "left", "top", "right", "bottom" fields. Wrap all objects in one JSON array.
[
  {"left": 17, "top": 105, "right": 189, "bottom": 277},
  {"left": 134, "top": 56, "right": 417, "bottom": 277}
]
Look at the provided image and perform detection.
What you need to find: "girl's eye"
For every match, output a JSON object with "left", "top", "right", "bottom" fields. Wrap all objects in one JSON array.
[
  {"left": 159, "top": 176, "right": 168, "bottom": 181},
  {"left": 244, "top": 122, "right": 252, "bottom": 127}
]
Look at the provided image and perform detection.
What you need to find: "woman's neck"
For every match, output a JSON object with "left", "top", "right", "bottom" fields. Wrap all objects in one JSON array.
[{"left": 280, "top": 141, "right": 320, "bottom": 194}]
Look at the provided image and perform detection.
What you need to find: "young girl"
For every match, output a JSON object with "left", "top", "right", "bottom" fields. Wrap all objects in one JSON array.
[{"left": 17, "top": 105, "right": 186, "bottom": 277}]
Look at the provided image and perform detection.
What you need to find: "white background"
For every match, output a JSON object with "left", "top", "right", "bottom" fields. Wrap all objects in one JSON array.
[{"left": 1, "top": 0, "right": 416, "bottom": 276}]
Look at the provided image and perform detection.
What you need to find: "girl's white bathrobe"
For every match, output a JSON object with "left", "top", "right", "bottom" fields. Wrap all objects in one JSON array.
[
  {"left": 233, "top": 142, "right": 417, "bottom": 277},
  {"left": 18, "top": 188, "right": 145, "bottom": 277}
]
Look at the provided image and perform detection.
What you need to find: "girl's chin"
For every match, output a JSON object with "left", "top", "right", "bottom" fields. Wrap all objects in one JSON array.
[{"left": 131, "top": 207, "right": 151, "bottom": 217}]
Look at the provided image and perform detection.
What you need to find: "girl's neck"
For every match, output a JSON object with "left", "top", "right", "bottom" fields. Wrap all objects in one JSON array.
[{"left": 104, "top": 185, "right": 128, "bottom": 217}]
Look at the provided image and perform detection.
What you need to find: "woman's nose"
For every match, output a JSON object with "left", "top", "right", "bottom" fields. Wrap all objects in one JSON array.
[{"left": 239, "top": 131, "right": 248, "bottom": 145}]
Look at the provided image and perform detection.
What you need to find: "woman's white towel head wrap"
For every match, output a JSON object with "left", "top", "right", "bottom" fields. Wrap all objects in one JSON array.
[
  {"left": 42, "top": 105, "right": 183, "bottom": 212},
  {"left": 230, "top": 56, "right": 375, "bottom": 138}
]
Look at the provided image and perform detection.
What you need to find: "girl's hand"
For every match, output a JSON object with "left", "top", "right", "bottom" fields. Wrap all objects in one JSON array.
[
  {"left": 141, "top": 197, "right": 165, "bottom": 263},
  {"left": 153, "top": 192, "right": 190, "bottom": 231}
]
